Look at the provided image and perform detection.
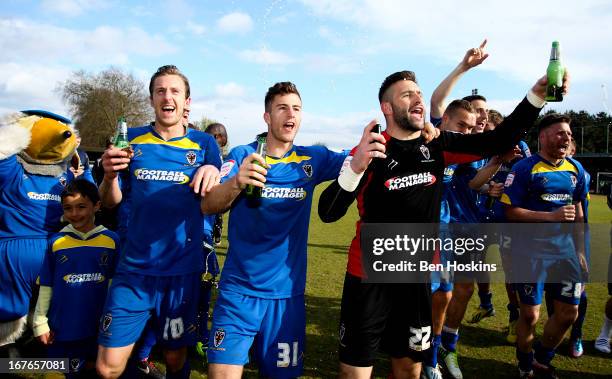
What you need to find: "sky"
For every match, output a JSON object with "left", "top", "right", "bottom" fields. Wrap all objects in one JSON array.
[{"left": 1, "top": 0, "right": 611, "bottom": 150}]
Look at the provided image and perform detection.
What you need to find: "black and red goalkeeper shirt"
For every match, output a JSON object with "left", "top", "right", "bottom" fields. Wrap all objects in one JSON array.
[{"left": 318, "top": 97, "right": 541, "bottom": 278}]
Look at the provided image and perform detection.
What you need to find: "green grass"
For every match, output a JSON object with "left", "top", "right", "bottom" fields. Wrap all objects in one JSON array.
[
  {"left": 24, "top": 193, "right": 612, "bottom": 378},
  {"left": 208, "top": 191, "right": 611, "bottom": 378}
]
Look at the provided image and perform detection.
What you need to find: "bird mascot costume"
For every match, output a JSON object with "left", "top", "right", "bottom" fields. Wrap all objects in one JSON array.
[{"left": 0, "top": 110, "right": 79, "bottom": 354}]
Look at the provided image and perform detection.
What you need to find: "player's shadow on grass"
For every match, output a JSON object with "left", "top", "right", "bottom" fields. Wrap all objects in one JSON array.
[
  {"left": 307, "top": 242, "right": 350, "bottom": 254},
  {"left": 303, "top": 294, "right": 343, "bottom": 378},
  {"left": 458, "top": 324, "right": 509, "bottom": 348}
]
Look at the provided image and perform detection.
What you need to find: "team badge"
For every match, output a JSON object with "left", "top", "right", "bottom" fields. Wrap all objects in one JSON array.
[
  {"left": 70, "top": 358, "right": 82, "bottom": 372},
  {"left": 339, "top": 323, "right": 346, "bottom": 342},
  {"left": 523, "top": 285, "right": 533, "bottom": 296},
  {"left": 100, "top": 253, "right": 109, "bottom": 266},
  {"left": 186, "top": 151, "right": 197, "bottom": 166},
  {"left": 101, "top": 313, "right": 112, "bottom": 332},
  {"left": 419, "top": 145, "right": 430, "bottom": 160},
  {"left": 133, "top": 148, "right": 143, "bottom": 158},
  {"left": 59, "top": 255, "right": 68, "bottom": 264},
  {"left": 220, "top": 160, "right": 235, "bottom": 178},
  {"left": 570, "top": 175, "right": 577, "bottom": 188},
  {"left": 59, "top": 176, "right": 67, "bottom": 187},
  {"left": 214, "top": 328, "right": 226, "bottom": 347},
  {"left": 302, "top": 163, "right": 313, "bottom": 178},
  {"left": 504, "top": 173, "right": 515, "bottom": 187}
]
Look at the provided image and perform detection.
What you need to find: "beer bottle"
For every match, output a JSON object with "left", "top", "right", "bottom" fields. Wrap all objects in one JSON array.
[
  {"left": 545, "top": 41, "right": 564, "bottom": 102},
  {"left": 114, "top": 117, "right": 130, "bottom": 149},
  {"left": 245, "top": 134, "right": 267, "bottom": 202}
]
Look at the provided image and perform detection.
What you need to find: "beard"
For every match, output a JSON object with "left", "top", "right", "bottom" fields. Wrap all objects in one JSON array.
[{"left": 392, "top": 103, "right": 424, "bottom": 132}]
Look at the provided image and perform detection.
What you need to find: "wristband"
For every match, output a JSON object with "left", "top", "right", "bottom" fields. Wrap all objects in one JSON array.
[
  {"left": 527, "top": 90, "right": 546, "bottom": 108},
  {"left": 338, "top": 156, "right": 364, "bottom": 192}
]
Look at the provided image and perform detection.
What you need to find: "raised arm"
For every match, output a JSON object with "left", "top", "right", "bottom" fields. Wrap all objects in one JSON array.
[
  {"left": 440, "top": 70, "right": 570, "bottom": 157},
  {"left": 201, "top": 152, "right": 267, "bottom": 214},
  {"left": 430, "top": 39, "right": 489, "bottom": 119},
  {"left": 99, "top": 147, "right": 131, "bottom": 208},
  {"left": 318, "top": 121, "right": 386, "bottom": 223}
]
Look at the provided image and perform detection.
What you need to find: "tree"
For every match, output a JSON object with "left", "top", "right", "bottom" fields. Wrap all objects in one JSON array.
[
  {"left": 57, "top": 67, "right": 153, "bottom": 148},
  {"left": 196, "top": 116, "right": 220, "bottom": 131}
]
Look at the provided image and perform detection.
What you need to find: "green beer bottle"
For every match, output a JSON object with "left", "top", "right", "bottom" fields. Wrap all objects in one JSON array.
[
  {"left": 114, "top": 116, "right": 130, "bottom": 149},
  {"left": 245, "top": 134, "right": 267, "bottom": 202},
  {"left": 545, "top": 41, "right": 564, "bottom": 102}
]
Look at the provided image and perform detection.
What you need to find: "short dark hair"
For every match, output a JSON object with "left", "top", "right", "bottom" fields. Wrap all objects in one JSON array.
[
  {"left": 204, "top": 123, "right": 227, "bottom": 135},
  {"left": 487, "top": 109, "right": 503, "bottom": 126},
  {"left": 61, "top": 179, "right": 101, "bottom": 205},
  {"left": 462, "top": 94, "right": 487, "bottom": 103},
  {"left": 444, "top": 99, "right": 474, "bottom": 118},
  {"left": 538, "top": 113, "right": 571, "bottom": 132},
  {"left": 379, "top": 71, "right": 417, "bottom": 102},
  {"left": 264, "top": 82, "right": 301, "bottom": 112},
  {"left": 149, "top": 65, "right": 191, "bottom": 99}
]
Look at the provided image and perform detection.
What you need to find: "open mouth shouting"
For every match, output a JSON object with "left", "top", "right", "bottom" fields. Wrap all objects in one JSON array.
[
  {"left": 409, "top": 105, "right": 425, "bottom": 122},
  {"left": 161, "top": 104, "right": 176, "bottom": 117}
]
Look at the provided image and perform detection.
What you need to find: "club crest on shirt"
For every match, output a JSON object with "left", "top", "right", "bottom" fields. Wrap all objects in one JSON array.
[
  {"left": 101, "top": 313, "right": 112, "bottom": 332},
  {"left": 59, "top": 176, "right": 67, "bottom": 187},
  {"left": 523, "top": 285, "right": 533, "bottom": 296},
  {"left": 302, "top": 163, "right": 313, "bottom": 178},
  {"left": 220, "top": 160, "right": 235, "bottom": 178},
  {"left": 59, "top": 255, "right": 68, "bottom": 264},
  {"left": 419, "top": 145, "right": 430, "bottom": 160},
  {"left": 570, "top": 175, "right": 577, "bottom": 188},
  {"left": 100, "top": 253, "right": 109, "bottom": 266},
  {"left": 214, "top": 328, "right": 226, "bottom": 348},
  {"left": 70, "top": 358, "right": 81, "bottom": 372},
  {"left": 185, "top": 151, "right": 197, "bottom": 166}
]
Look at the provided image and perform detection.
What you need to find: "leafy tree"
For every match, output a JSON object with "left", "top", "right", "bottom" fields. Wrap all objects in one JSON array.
[{"left": 57, "top": 67, "right": 153, "bottom": 148}]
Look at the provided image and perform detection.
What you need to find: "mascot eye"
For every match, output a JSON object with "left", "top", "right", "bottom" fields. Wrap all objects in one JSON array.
[{"left": 62, "top": 131, "right": 72, "bottom": 139}]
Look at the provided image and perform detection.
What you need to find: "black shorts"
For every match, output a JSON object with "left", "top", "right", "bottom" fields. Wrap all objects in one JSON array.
[{"left": 338, "top": 272, "right": 432, "bottom": 367}]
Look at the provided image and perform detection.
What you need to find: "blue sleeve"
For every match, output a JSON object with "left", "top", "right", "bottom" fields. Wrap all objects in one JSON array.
[
  {"left": 315, "top": 147, "right": 348, "bottom": 184},
  {"left": 501, "top": 161, "right": 530, "bottom": 207},
  {"left": 220, "top": 147, "right": 247, "bottom": 184},
  {"left": 573, "top": 164, "right": 588, "bottom": 204},
  {"left": 204, "top": 135, "right": 222, "bottom": 169},
  {"left": 80, "top": 168, "right": 95, "bottom": 184},
  {"left": 0, "top": 155, "right": 21, "bottom": 190},
  {"left": 518, "top": 140, "right": 531, "bottom": 158},
  {"left": 38, "top": 240, "right": 55, "bottom": 287}
]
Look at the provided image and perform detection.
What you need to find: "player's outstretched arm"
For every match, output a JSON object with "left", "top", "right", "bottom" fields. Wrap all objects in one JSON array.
[
  {"left": 430, "top": 39, "right": 489, "bottom": 119},
  {"left": 468, "top": 147, "right": 521, "bottom": 190},
  {"left": 201, "top": 152, "right": 267, "bottom": 214},
  {"left": 505, "top": 204, "right": 577, "bottom": 222},
  {"left": 99, "top": 146, "right": 130, "bottom": 208},
  {"left": 319, "top": 121, "right": 385, "bottom": 223}
]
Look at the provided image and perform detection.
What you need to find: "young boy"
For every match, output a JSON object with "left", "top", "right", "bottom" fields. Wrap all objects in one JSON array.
[{"left": 32, "top": 179, "right": 119, "bottom": 377}]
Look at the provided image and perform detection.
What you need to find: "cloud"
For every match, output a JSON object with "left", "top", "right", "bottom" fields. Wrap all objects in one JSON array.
[
  {"left": 0, "top": 63, "right": 71, "bottom": 116},
  {"left": 304, "top": 54, "right": 361, "bottom": 74},
  {"left": 318, "top": 26, "right": 345, "bottom": 46},
  {"left": 214, "top": 82, "right": 247, "bottom": 98},
  {"left": 0, "top": 18, "right": 177, "bottom": 66},
  {"left": 186, "top": 21, "right": 206, "bottom": 36},
  {"left": 217, "top": 12, "right": 254, "bottom": 34},
  {"left": 40, "top": 0, "right": 109, "bottom": 17},
  {"left": 239, "top": 48, "right": 295, "bottom": 65},
  {"left": 300, "top": 0, "right": 612, "bottom": 84}
]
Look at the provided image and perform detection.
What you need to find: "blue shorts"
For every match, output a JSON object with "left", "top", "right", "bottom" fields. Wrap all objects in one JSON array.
[
  {"left": 516, "top": 258, "right": 582, "bottom": 306},
  {"left": 47, "top": 336, "right": 97, "bottom": 374},
  {"left": 207, "top": 290, "right": 305, "bottom": 379},
  {"left": 0, "top": 238, "right": 47, "bottom": 321},
  {"left": 98, "top": 272, "right": 200, "bottom": 349}
]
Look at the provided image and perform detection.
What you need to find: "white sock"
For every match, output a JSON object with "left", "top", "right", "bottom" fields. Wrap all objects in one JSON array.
[
  {"left": 443, "top": 325, "right": 459, "bottom": 335},
  {"left": 598, "top": 315, "right": 612, "bottom": 340}
]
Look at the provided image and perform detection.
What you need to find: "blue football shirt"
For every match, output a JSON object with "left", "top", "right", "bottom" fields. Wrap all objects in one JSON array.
[{"left": 219, "top": 142, "right": 347, "bottom": 298}]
